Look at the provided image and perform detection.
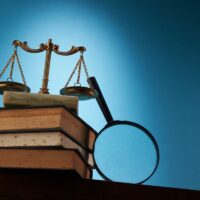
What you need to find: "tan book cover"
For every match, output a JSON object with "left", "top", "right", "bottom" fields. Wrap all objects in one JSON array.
[
  {"left": 3, "top": 91, "right": 78, "bottom": 114},
  {"left": 0, "top": 149, "right": 91, "bottom": 179},
  {"left": 0, "top": 106, "right": 96, "bottom": 151}
]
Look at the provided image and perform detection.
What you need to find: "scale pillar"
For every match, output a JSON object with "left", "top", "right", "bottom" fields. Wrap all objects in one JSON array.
[{"left": 39, "top": 39, "right": 53, "bottom": 94}]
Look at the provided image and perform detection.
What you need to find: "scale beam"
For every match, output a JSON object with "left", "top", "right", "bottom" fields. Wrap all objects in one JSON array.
[
  {"left": 13, "top": 40, "right": 46, "bottom": 53},
  {"left": 12, "top": 39, "right": 86, "bottom": 94},
  {"left": 53, "top": 45, "right": 86, "bottom": 56}
]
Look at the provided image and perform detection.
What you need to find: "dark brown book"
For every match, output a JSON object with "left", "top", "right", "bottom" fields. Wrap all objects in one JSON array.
[{"left": 0, "top": 149, "right": 91, "bottom": 179}]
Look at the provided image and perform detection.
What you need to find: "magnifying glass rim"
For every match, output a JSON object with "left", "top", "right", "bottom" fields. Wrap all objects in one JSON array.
[{"left": 93, "top": 120, "right": 160, "bottom": 184}]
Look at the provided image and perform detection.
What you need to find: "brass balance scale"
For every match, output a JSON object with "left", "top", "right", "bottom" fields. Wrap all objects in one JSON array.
[{"left": 0, "top": 39, "right": 98, "bottom": 99}]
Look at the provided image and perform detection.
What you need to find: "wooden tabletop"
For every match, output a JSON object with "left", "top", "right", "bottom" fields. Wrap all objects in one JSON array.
[{"left": 0, "top": 168, "right": 199, "bottom": 200}]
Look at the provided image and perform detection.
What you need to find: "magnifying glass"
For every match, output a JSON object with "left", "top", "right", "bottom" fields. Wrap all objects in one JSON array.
[{"left": 88, "top": 77, "right": 160, "bottom": 184}]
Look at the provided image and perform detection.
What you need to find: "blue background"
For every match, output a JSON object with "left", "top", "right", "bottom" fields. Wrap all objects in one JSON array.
[{"left": 0, "top": 0, "right": 199, "bottom": 190}]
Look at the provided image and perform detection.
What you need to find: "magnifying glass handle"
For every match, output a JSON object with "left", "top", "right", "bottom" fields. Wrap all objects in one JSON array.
[{"left": 87, "top": 76, "right": 113, "bottom": 123}]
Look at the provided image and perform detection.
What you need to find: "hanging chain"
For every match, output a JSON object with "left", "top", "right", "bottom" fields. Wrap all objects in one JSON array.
[
  {"left": 15, "top": 48, "right": 27, "bottom": 85},
  {"left": 0, "top": 47, "right": 27, "bottom": 86},
  {"left": 8, "top": 50, "right": 16, "bottom": 81},
  {"left": 64, "top": 52, "right": 90, "bottom": 87},
  {"left": 65, "top": 57, "right": 81, "bottom": 87},
  {"left": 80, "top": 53, "right": 89, "bottom": 79},
  {"left": 0, "top": 52, "right": 15, "bottom": 80},
  {"left": 75, "top": 61, "right": 82, "bottom": 86}
]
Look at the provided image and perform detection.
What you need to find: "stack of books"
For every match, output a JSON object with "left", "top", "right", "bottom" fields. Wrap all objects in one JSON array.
[{"left": 0, "top": 91, "right": 97, "bottom": 179}]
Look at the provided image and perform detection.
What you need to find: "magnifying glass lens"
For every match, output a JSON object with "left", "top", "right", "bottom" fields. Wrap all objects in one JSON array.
[{"left": 94, "top": 123, "right": 158, "bottom": 184}]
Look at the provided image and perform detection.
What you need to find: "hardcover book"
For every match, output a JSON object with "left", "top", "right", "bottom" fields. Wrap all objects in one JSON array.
[
  {"left": 0, "top": 106, "right": 96, "bottom": 151},
  {"left": 0, "top": 131, "right": 94, "bottom": 166},
  {"left": 0, "top": 149, "right": 91, "bottom": 179}
]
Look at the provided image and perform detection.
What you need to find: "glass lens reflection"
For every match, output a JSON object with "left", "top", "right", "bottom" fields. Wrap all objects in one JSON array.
[{"left": 94, "top": 124, "right": 157, "bottom": 183}]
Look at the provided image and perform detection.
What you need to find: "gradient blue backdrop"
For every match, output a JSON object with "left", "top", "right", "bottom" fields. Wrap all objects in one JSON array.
[{"left": 0, "top": 0, "right": 199, "bottom": 190}]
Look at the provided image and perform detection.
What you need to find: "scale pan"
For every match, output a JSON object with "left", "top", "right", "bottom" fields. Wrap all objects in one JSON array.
[
  {"left": 0, "top": 81, "right": 31, "bottom": 95},
  {"left": 60, "top": 86, "right": 98, "bottom": 100}
]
